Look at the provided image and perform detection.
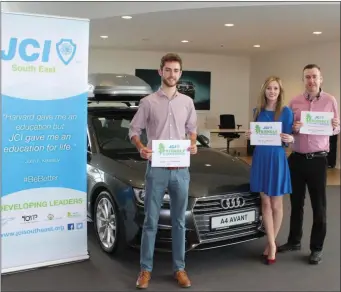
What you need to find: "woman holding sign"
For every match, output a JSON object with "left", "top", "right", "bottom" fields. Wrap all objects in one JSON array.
[{"left": 245, "top": 76, "right": 294, "bottom": 265}]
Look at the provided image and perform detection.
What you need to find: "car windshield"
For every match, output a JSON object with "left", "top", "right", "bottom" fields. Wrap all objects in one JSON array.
[{"left": 92, "top": 112, "right": 206, "bottom": 153}]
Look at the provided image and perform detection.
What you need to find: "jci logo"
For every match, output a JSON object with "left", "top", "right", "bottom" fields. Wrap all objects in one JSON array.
[{"left": 1, "top": 37, "right": 77, "bottom": 65}]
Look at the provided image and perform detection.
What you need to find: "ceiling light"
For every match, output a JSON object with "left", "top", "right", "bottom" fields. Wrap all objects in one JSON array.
[
  {"left": 181, "top": 40, "right": 189, "bottom": 43},
  {"left": 224, "top": 23, "right": 234, "bottom": 27},
  {"left": 100, "top": 35, "right": 108, "bottom": 39},
  {"left": 253, "top": 44, "right": 260, "bottom": 48},
  {"left": 121, "top": 15, "right": 132, "bottom": 19},
  {"left": 313, "top": 31, "right": 322, "bottom": 35}
]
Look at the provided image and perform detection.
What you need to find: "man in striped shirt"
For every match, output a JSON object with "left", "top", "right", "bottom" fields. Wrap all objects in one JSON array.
[
  {"left": 278, "top": 64, "right": 340, "bottom": 265},
  {"left": 129, "top": 53, "right": 197, "bottom": 288}
]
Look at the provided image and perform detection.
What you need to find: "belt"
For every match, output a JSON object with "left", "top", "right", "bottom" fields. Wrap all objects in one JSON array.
[
  {"left": 165, "top": 167, "right": 186, "bottom": 170},
  {"left": 148, "top": 161, "right": 186, "bottom": 170},
  {"left": 292, "top": 151, "right": 328, "bottom": 159}
]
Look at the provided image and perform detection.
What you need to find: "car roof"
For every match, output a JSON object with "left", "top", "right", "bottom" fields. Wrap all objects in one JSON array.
[
  {"left": 87, "top": 73, "right": 151, "bottom": 116},
  {"left": 88, "top": 73, "right": 152, "bottom": 97},
  {"left": 88, "top": 101, "right": 138, "bottom": 117}
]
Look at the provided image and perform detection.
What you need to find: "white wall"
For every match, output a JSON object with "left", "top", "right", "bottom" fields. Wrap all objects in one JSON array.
[
  {"left": 249, "top": 41, "right": 340, "bottom": 114},
  {"left": 89, "top": 49, "right": 250, "bottom": 148},
  {"left": 249, "top": 41, "right": 340, "bottom": 168}
]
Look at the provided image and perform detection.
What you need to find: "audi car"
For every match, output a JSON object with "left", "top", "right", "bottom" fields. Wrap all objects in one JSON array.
[{"left": 86, "top": 73, "right": 265, "bottom": 255}]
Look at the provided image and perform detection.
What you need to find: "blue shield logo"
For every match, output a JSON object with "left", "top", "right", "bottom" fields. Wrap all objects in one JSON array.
[{"left": 56, "top": 39, "right": 77, "bottom": 65}]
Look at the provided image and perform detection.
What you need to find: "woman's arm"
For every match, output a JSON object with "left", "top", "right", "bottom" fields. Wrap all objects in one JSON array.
[{"left": 280, "top": 106, "right": 295, "bottom": 146}]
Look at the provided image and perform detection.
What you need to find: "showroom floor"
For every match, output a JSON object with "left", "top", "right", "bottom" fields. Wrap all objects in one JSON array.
[{"left": 2, "top": 186, "right": 340, "bottom": 291}]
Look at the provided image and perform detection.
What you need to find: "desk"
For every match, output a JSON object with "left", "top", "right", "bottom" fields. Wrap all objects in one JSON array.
[
  {"left": 208, "top": 129, "right": 246, "bottom": 154},
  {"left": 208, "top": 129, "right": 247, "bottom": 134}
]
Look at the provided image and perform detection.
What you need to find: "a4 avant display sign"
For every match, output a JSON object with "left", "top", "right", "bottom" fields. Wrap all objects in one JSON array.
[{"left": 1, "top": 12, "right": 90, "bottom": 273}]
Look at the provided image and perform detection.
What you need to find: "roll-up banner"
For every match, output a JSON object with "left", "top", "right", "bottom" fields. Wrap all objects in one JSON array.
[{"left": 1, "top": 12, "right": 90, "bottom": 274}]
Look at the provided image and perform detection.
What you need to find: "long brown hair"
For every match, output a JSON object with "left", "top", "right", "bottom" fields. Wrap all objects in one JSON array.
[{"left": 254, "top": 76, "right": 285, "bottom": 121}]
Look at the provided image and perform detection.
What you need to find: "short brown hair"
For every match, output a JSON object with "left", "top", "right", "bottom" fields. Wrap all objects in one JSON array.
[
  {"left": 303, "top": 64, "right": 321, "bottom": 71},
  {"left": 160, "top": 53, "right": 183, "bottom": 70}
]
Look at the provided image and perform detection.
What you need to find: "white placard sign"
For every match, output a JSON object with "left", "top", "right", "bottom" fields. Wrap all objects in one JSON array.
[
  {"left": 250, "top": 122, "right": 282, "bottom": 146},
  {"left": 151, "top": 140, "right": 191, "bottom": 167},
  {"left": 300, "top": 111, "right": 334, "bottom": 136}
]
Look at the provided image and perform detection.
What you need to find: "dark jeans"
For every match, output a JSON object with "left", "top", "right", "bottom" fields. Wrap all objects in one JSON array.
[{"left": 287, "top": 152, "right": 327, "bottom": 252}]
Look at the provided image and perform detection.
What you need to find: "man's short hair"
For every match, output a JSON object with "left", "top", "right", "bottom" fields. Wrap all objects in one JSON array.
[
  {"left": 160, "top": 53, "right": 183, "bottom": 70},
  {"left": 303, "top": 64, "right": 321, "bottom": 71}
]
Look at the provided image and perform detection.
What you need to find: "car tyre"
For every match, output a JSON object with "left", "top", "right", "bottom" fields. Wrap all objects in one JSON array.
[{"left": 94, "top": 190, "right": 126, "bottom": 254}]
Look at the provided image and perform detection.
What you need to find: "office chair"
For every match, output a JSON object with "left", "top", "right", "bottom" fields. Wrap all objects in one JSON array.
[{"left": 218, "top": 114, "right": 242, "bottom": 154}]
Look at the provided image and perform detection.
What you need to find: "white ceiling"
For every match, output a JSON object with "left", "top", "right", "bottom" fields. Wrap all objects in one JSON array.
[{"left": 3, "top": 1, "right": 340, "bottom": 56}]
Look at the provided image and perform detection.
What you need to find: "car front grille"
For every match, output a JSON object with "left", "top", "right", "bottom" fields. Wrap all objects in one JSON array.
[{"left": 192, "top": 193, "right": 261, "bottom": 242}]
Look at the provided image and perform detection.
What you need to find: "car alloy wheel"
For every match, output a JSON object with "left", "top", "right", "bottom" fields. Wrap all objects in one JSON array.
[{"left": 95, "top": 192, "right": 117, "bottom": 251}]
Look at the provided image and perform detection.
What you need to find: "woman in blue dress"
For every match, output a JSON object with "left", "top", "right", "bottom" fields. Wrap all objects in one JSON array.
[{"left": 245, "top": 76, "right": 294, "bottom": 264}]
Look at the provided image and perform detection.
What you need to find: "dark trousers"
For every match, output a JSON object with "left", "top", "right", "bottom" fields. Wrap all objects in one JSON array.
[{"left": 287, "top": 152, "right": 327, "bottom": 252}]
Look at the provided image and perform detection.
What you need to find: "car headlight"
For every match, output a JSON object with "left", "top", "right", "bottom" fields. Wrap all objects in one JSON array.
[{"left": 133, "top": 188, "right": 170, "bottom": 205}]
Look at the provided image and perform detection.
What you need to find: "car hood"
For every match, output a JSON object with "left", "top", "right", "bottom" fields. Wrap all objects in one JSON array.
[{"left": 105, "top": 148, "right": 251, "bottom": 197}]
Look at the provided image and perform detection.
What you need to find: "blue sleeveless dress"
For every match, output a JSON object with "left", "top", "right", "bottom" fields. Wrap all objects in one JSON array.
[{"left": 250, "top": 106, "right": 294, "bottom": 196}]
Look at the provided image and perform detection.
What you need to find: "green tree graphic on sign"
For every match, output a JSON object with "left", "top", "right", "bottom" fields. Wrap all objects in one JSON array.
[
  {"left": 158, "top": 143, "right": 165, "bottom": 154},
  {"left": 255, "top": 125, "right": 261, "bottom": 134},
  {"left": 306, "top": 113, "right": 312, "bottom": 123}
]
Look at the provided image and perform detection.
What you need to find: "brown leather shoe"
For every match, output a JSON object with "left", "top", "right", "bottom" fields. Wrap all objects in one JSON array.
[
  {"left": 136, "top": 270, "right": 151, "bottom": 289},
  {"left": 174, "top": 270, "right": 191, "bottom": 288}
]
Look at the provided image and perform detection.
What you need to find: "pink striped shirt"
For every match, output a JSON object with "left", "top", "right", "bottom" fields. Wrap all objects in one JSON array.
[
  {"left": 289, "top": 90, "right": 340, "bottom": 153},
  {"left": 129, "top": 89, "right": 197, "bottom": 149}
]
